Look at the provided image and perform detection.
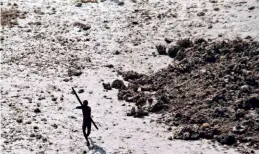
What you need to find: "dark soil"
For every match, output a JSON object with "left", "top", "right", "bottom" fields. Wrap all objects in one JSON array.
[{"left": 113, "top": 38, "right": 259, "bottom": 149}]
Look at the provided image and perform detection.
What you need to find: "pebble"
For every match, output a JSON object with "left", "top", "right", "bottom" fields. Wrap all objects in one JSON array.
[
  {"left": 104, "top": 64, "right": 114, "bottom": 68},
  {"left": 52, "top": 124, "right": 58, "bottom": 129},
  {"left": 41, "top": 118, "right": 47, "bottom": 121},
  {"left": 168, "top": 46, "right": 180, "bottom": 58},
  {"left": 36, "top": 134, "right": 42, "bottom": 140},
  {"left": 118, "top": 1, "right": 124, "bottom": 6},
  {"left": 78, "top": 89, "right": 84, "bottom": 93},
  {"left": 16, "top": 118, "right": 23, "bottom": 123},
  {"left": 214, "top": 8, "right": 219, "bottom": 11},
  {"left": 51, "top": 97, "right": 57, "bottom": 101},
  {"left": 63, "top": 78, "right": 69, "bottom": 82},
  {"left": 75, "top": 3, "right": 82, "bottom": 7},
  {"left": 103, "top": 83, "right": 112, "bottom": 90},
  {"left": 34, "top": 108, "right": 41, "bottom": 113},
  {"left": 165, "top": 38, "right": 173, "bottom": 43},
  {"left": 25, "top": 121, "right": 32, "bottom": 124},
  {"left": 42, "top": 137, "right": 47, "bottom": 142},
  {"left": 156, "top": 44, "right": 167, "bottom": 55},
  {"left": 248, "top": 6, "right": 255, "bottom": 10},
  {"left": 197, "top": 12, "right": 205, "bottom": 16}
]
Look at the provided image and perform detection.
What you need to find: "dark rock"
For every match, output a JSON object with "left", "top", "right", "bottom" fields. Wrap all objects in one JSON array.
[
  {"left": 60, "top": 95, "right": 64, "bottom": 101},
  {"left": 42, "top": 137, "right": 47, "bottom": 142},
  {"left": 29, "top": 21, "right": 41, "bottom": 26},
  {"left": 127, "top": 107, "right": 136, "bottom": 116},
  {"left": 132, "top": 21, "right": 138, "bottom": 25},
  {"left": 165, "top": 38, "right": 173, "bottom": 43},
  {"left": 168, "top": 46, "right": 180, "bottom": 58},
  {"left": 41, "top": 118, "right": 47, "bottom": 121},
  {"left": 156, "top": 44, "right": 167, "bottom": 55},
  {"left": 103, "top": 83, "right": 112, "bottom": 90},
  {"left": 214, "top": 8, "right": 219, "bottom": 11},
  {"left": 104, "top": 64, "right": 114, "bottom": 68},
  {"left": 75, "top": 3, "right": 82, "bottom": 7},
  {"left": 68, "top": 116, "right": 76, "bottom": 119},
  {"left": 78, "top": 89, "right": 84, "bottom": 93},
  {"left": 52, "top": 124, "right": 58, "bottom": 129},
  {"left": 36, "top": 134, "right": 42, "bottom": 140},
  {"left": 38, "top": 96, "right": 45, "bottom": 101},
  {"left": 34, "top": 108, "right": 41, "bottom": 113},
  {"left": 30, "top": 134, "right": 35, "bottom": 137},
  {"left": 68, "top": 68, "right": 82, "bottom": 77},
  {"left": 25, "top": 121, "right": 32, "bottom": 124},
  {"left": 111, "top": 79, "right": 126, "bottom": 89},
  {"left": 197, "top": 12, "right": 205, "bottom": 16},
  {"left": 51, "top": 97, "right": 57, "bottom": 101},
  {"left": 209, "top": 0, "right": 218, "bottom": 3},
  {"left": 63, "top": 78, "right": 70, "bottom": 82},
  {"left": 168, "top": 136, "right": 173, "bottom": 140},
  {"left": 118, "top": 1, "right": 124, "bottom": 6},
  {"left": 248, "top": 6, "right": 255, "bottom": 10},
  {"left": 113, "top": 50, "right": 120, "bottom": 55},
  {"left": 148, "top": 98, "right": 153, "bottom": 104},
  {"left": 245, "top": 35, "right": 252, "bottom": 40},
  {"left": 16, "top": 118, "right": 23, "bottom": 123}
]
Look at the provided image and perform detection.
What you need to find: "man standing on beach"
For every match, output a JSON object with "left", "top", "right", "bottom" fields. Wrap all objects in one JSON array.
[{"left": 75, "top": 100, "right": 92, "bottom": 146}]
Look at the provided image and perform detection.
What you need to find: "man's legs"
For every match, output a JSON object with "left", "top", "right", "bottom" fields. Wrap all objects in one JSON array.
[
  {"left": 86, "top": 123, "right": 91, "bottom": 137},
  {"left": 82, "top": 122, "right": 90, "bottom": 146}
]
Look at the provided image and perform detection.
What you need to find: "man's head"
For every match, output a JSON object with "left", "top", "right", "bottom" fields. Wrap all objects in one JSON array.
[{"left": 83, "top": 100, "right": 88, "bottom": 106}]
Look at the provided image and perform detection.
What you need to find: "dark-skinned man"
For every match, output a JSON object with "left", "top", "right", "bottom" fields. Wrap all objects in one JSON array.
[{"left": 75, "top": 100, "right": 92, "bottom": 146}]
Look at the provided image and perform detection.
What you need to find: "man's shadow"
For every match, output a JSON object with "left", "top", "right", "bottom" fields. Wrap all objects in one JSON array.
[{"left": 88, "top": 138, "right": 106, "bottom": 154}]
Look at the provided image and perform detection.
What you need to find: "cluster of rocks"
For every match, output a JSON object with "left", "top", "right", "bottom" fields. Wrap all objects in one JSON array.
[{"left": 112, "top": 38, "right": 259, "bottom": 149}]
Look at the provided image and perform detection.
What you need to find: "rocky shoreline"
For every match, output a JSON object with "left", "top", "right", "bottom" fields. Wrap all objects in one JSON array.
[{"left": 111, "top": 38, "right": 259, "bottom": 150}]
